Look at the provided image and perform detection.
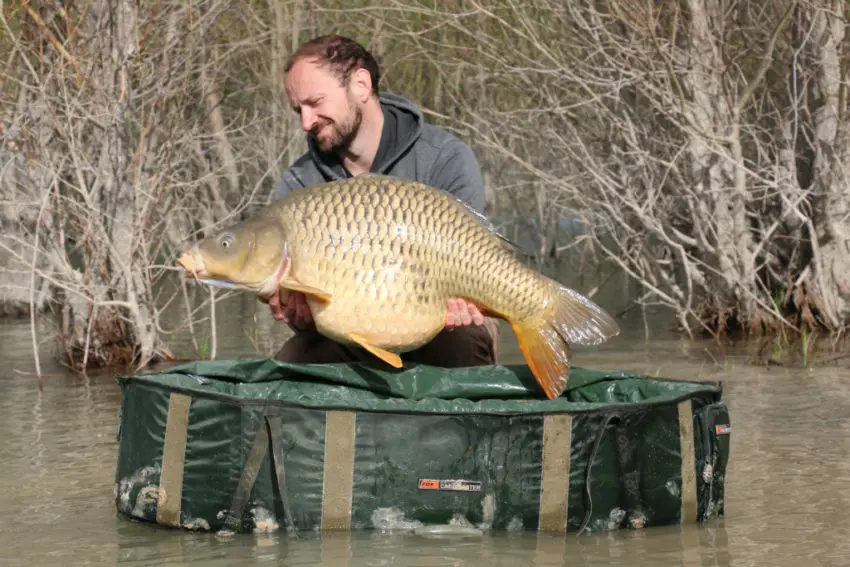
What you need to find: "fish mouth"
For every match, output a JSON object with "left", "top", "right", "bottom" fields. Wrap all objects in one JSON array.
[{"left": 176, "top": 248, "right": 208, "bottom": 278}]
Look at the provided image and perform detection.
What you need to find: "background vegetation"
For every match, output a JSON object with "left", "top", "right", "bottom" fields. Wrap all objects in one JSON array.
[{"left": 1, "top": 0, "right": 848, "bottom": 373}]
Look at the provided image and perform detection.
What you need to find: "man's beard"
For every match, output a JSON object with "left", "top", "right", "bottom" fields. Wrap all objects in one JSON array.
[{"left": 312, "top": 105, "right": 363, "bottom": 153}]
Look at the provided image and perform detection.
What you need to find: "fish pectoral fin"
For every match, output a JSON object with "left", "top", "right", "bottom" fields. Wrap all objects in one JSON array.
[
  {"left": 347, "top": 333, "right": 403, "bottom": 369},
  {"left": 278, "top": 277, "right": 332, "bottom": 302}
]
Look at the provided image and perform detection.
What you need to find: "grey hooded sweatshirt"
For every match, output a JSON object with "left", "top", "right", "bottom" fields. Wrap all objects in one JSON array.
[{"left": 272, "top": 92, "right": 486, "bottom": 213}]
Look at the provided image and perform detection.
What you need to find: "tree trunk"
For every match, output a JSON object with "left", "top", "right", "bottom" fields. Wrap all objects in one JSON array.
[
  {"left": 0, "top": 115, "right": 53, "bottom": 317},
  {"left": 682, "top": 0, "right": 757, "bottom": 330},
  {"left": 805, "top": 0, "right": 850, "bottom": 329}
]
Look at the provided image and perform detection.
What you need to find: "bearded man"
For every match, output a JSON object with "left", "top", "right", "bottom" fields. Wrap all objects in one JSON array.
[{"left": 265, "top": 34, "right": 500, "bottom": 367}]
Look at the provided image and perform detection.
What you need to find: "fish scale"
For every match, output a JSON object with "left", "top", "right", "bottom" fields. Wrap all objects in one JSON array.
[{"left": 176, "top": 175, "right": 620, "bottom": 399}]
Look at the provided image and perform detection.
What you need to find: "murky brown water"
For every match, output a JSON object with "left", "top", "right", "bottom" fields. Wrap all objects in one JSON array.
[{"left": 2, "top": 291, "right": 849, "bottom": 566}]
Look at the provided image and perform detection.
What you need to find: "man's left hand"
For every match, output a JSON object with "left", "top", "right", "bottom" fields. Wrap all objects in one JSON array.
[{"left": 445, "top": 298, "right": 485, "bottom": 329}]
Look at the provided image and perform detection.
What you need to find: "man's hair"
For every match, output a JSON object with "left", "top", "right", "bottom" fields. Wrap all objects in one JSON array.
[{"left": 285, "top": 35, "right": 381, "bottom": 95}]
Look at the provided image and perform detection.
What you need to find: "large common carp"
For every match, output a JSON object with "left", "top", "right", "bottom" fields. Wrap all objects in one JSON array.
[{"left": 176, "top": 175, "right": 619, "bottom": 399}]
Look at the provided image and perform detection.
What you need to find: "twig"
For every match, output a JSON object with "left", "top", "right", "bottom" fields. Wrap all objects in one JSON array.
[
  {"left": 181, "top": 275, "right": 200, "bottom": 355},
  {"left": 21, "top": 0, "right": 82, "bottom": 78},
  {"left": 28, "top": 179, "right": 52, "bottom": 379},
  {"left": 209, "top": 287, "right": 217, "bottom": 360},
  {"left": 12, "top": 369, "right": 63, "bottom": 378}
]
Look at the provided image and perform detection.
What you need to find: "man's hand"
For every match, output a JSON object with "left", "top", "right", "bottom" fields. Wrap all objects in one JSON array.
[
  {"left": 263, "top": 289, "right": 316, "bottom": 331},
  {"left": 445, "top": 297, "right": 484, "bottom": 329}
]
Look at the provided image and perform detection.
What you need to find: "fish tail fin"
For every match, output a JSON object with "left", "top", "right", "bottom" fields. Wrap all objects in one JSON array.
[{"left": 512, "top": 280, "right": 620, "bottom": 400}]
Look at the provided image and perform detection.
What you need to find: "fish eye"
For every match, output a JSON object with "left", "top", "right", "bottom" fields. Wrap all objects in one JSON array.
[{"left": 219, "top": 234, "right": 234, "bottom": 248}]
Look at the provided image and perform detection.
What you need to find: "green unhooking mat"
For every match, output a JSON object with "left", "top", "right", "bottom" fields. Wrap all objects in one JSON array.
[{"left": 113, "top": 359, "right": 730, "bottom": 535}]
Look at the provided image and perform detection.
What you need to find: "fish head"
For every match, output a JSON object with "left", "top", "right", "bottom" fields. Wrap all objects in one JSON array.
[{"left": 176, "top": 215, "right": 290, "bottom": 300}]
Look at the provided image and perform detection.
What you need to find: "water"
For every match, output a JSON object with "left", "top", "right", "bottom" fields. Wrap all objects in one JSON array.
[{"left": 1, "top": 292, "right": 849, "bottom": 566}]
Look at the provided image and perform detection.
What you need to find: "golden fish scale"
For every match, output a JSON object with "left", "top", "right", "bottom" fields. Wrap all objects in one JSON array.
[{"left": 273, "top": 177, "right": 549, "bottom": 351}]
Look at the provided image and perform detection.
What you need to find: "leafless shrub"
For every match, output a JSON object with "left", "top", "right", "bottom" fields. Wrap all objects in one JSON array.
[
  {"left": 345, "top": 0, "right": 850, "bottom": 339},
  {"left": 0, "top": 0, "right": 302, "bottom": 372}
]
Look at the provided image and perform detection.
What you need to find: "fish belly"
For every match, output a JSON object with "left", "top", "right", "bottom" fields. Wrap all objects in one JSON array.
[
  {"left": 292, "top": 245, "right": 451, "bottom": 352},
  {"left": 311, "top": 296, "right": 446, "bottom": 353}
]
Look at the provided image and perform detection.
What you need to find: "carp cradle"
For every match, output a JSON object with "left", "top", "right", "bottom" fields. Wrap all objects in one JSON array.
[{"left": 113, "top": 358, "right": 730, "bottom": 535}]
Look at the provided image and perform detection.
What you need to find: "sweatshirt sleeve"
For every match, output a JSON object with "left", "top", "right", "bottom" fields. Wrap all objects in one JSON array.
[{"left": 428, "top": 139, "right": 486, "bottom": 213}]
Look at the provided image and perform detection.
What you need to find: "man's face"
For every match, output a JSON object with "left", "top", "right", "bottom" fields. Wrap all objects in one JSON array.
[{"left": 285, "top": 58, "right": 363, "bottom": 153}]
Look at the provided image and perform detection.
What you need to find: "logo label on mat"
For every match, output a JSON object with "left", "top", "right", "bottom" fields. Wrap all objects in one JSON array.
[
  {"left": 715, "top": 424, "right": 731, "bottom": 435},
  {"left": 418, "top": 479, "right": 482, "bottom": 492}
]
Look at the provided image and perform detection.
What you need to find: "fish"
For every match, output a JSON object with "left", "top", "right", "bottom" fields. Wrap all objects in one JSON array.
[{"left": 176, "top": 174, "right": 620, "bottom": 399}]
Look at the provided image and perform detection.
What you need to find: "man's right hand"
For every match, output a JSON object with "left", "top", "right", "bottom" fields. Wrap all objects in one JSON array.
[{"left": 264, "top": 288, "right": 315, "bottom": 331}]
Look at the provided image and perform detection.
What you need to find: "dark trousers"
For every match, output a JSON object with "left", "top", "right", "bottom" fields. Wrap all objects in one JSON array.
[{"left": 273, "top": 318, "right": 501, "bottom": 367}]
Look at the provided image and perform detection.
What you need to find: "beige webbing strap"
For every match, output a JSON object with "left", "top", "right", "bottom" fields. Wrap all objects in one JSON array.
[
  {"left": 538, "top": 414, "right": 573, "bottom": 533},
  {"left": 157, "top": 393, "right": 192, "bottom": 527},
  {"left": 678, "top": 399, "right": 698, "bottom": 524},
  {"left": 321, "top": 411, "right": 357, "bottom": 530}
]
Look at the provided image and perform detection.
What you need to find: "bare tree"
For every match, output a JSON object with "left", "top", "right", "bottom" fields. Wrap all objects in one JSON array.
[
  {"left": 0, "top": 0, "right": 300, "bottom": 372},
  {"left": 357, "top": 0, "right": 850, "bottom": 339}
]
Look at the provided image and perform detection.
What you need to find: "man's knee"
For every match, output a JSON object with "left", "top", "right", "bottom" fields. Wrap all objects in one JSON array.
[
  {"left": 483, "top": 317, "right": 501, "bottom": 362},
  {"left": 406, "top": 318, "right": 500, "bottom": 367},
  {"left": 272, "top": 331, "right": 370, "bottom": 364}
]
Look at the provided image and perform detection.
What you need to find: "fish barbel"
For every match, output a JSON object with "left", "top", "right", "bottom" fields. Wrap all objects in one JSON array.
[{"left": 176, "top": 175, "right": 620, "bottom": 399}]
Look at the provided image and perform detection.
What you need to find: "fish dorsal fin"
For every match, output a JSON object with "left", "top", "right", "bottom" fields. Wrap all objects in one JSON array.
[{"left": 449, "top": 192, "right": 526, "bottom": 255}]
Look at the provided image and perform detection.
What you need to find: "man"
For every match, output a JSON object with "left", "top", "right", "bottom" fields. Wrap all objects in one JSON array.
[{"left": 265, "top": 34, "right": 500, "bottom": 367}]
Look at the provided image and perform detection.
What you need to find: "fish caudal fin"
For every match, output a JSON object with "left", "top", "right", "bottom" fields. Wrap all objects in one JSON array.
[
  {"left": 512, "top": 281, "right": 620, "bottom": 400},
  {"left": 511, "top": 320, "right": 573, "bottom": 400},
  {"left": 348, "top": 333, "right": 403, "bottom": 368}
]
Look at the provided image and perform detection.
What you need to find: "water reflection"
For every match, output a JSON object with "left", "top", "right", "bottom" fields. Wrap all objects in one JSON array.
[{"left": 108, "top": 522, "right": 733, "bottom": 566}]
